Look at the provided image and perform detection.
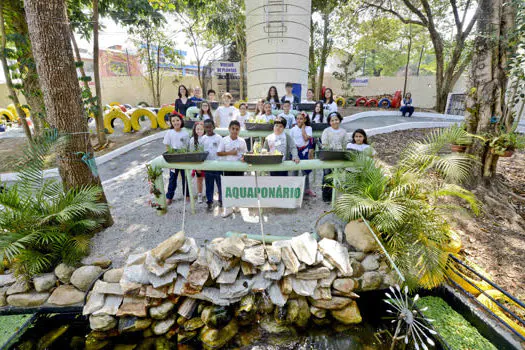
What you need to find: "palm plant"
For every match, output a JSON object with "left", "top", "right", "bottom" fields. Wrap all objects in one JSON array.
[
  {"left": 331, "top": 127, "right": 480, "bottom": 289},
  {"left": 0, "top": 130, "right": 108, "bottom": 277}
]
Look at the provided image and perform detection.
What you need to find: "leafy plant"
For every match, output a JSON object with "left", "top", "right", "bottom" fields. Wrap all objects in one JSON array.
[
  {"left": 0, "top": 131, "right": 108, "bottom": 277},
  {"left": 489, "top": 131, "right": 525, "bottom": 155},
  {"left": 331, "top": 127, "right": 479, "bottom": 289},
  {"left": 166, "top": 145, "right": 204, "bottom": 154}
]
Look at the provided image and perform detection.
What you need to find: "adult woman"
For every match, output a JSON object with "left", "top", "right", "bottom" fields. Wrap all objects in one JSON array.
[
  {"left": 175, "top": 84, "right": 194, "bottom": 116},
  {"left": 265, "top": 86, "right": 280, "bottom": 110},
  {"left": 400, "top": 92, "right": 415, "bottom": 117},
  {"left": 323, "top": 88, "right": 337, "bottom": 113}
]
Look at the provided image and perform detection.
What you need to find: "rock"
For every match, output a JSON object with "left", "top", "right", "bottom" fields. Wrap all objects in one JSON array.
[
  {"left": 241, "top": 237, "right": 262, "bottom": 247},
  {"left": 219, "top": 277, "right": 253, "bottom": 299},
  {"left": 333, "top": 278, "right": 357, "bottom": 293},
  {"left": 93, "top": 295, "right": 123, "bottom": 316},
  {"left": 350, "top": 260, "right": 364, "bottom": 278},
  {"left": 256, "top": 294, "right": 274, "bottom": 314},
  {"left": 70, "top": 266, "right": 103, "bottom": 291},
  {"left": 7, "top": 280, "right": 30, "bottom": 295},
  {"left": 330, "top": 301, "right": 362, "bottom": 324},
  {"left": 201, "top": 305, "right": 233, "bottom": 329},
  {"left": 241, "top": 261, "right": 257, "bottom": 275},
  {"left": 345, "top": 220, "right": 378, "bottom": 253},
  {"left": 0, "top": 274, "right": 16, "bottom": 287},
  {"left": 358, "top": 272, "right": 383, "bottom": 291},
  {"left": 92, "top": 280, "right": 123, "bottom": 295},
  {"left": 291, "top": 232, "right": 318, "bottom": 265},
  {"left": 144, "top": 252, "right": 176, "bottom": 277},
  {"left": 287, "top": 298, "right": 310, "bottom": 327},
  {"left": 319, "top": 270, "right": 338, "bottom": 288},
  {"left": 152, "top": 317, "right": 176, "bottom": 335},
  {"left": 216, "top": 236, "right": 245, "bottom": 258},
  {"left": 121, "top": 264, "right": 150, "bottom": 286},
  {"left": 54, "top": 263, "right": 76, "bottom": 284},
  {"left": 236, "top": 294, "right": 256, "bottom": 325},
  {"left": 310, "top": 306, "right": 326, "bottom": 318},
  {"left": 125, "top": 252, "right": 147, "bottom": 266},
  {"left": 268, "top": 282, "right": 288, "bottom": 307},
  {"left": 177, "top": 263, "right": 191, "bottom": 279},
  {"left": 89, "top": 315, "right": 117, "bottom": 331},
  {"left": 259, "top": 316, "right": 296, "bottom": 335},
  {"left": 280, "top": 276, "right": 293, "bottom": 295},
  {"left": 361, "top": 254, "right": 380, "bottom": 271},
  {"left": 216, "top": 264, "right": 240, "bottom": 284},
  {"left": 317, "top": 222, "right": 336, "bottom": 240},
  {"left": 144, "top": 285, "right": 168, "bottom": 298},
  {"left": 348, "top": 252, "right": 366, "bottom": 261},
  {"left": 165, "top": 238, "right": 199, "bottom": 264},
  {"left": 83, "top": 292, "right": 105, "bottom": 315},
  {"left": 322, "top": 258, "right": 335, "bottom": 270},
  {"left": 383, "top": 271, "right": 399, "bottom": 287},
  {"left": 81, "top": 256, "right": 112, "bottom": 268},
  {"left": 290, "top": 277, "right": 317, "bottom": 297},
  {"left": 149, "top": 269, "right": 177, "bottom": 289},
  {"left": 33, "top": 273, "right": 57, "bottom": 293},
  {"left": 118, "top": 317, "right": 152, "bottom": 333},
  {"left": 264, "top": 263, "right": 285, "bottom": 281},
  {"left": 309, "top": 296, "right": 352, "bottom": 310},
  {"left": 313, "top": 287, "right": 331, "bottom": 300},
  {"left": 47, "top": 285, "right": 84, "bottom": 305},
  {"left": 199, "top": 319, "right": 238, "bottom": 349},
  {"left": 150, "top": 301, "right": 175, "bottom": 319},
  {"left": 177, "top": 298, "right": 197, "bottom": 319},
  {"left": 251, "top": 272, "right": 272, "bottom": 292},
  {"left": 318, "top": 239, "right": 352, "bottom": 276},
  {"left": 281, "top": 246, "right": 300, "bottom": 274},
  {"left": 296, "top": 267, "right": 331, "bottom": 280},
  {"left": 7, "top": 292, "right": 49, "bottom": 307},
  {"left": 266, "top": 246, "right": 281, "bottom": 264},
  {"left": 0, "top": 287, "right": 7, "bottom": 306},
  {"left": 241, "top": 245, "right": 265, "bottom": 266},
  {"left": 185, "top": 317, "right": 205, "bottom": 331},
  {"left": 186, "top": 260, "right": 209, "bottom": 291},
  {"left": 151, "top": 231, "right": 185, "bottom": 262},
  {"left": 116, "top": 296, "right": 148, "bottom": 317}
]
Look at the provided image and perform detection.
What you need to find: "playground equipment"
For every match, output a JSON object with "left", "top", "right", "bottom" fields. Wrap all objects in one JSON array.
[
  {"left": 7, "top": 103, "right": 29, "bottom": 118},
  {"left": 353, "top": 90, "right": 402, "bottom": 109},
  {"left": 0, "top": 108, "right": 16, "bottom": 122},
  {"left": 157, "top": 105, "right": 175, "bottom": 129},
  {"left": 335, "top": 96, "right": 346, "bottom": 107},
  {"left": 103, "top": 106, "right": 132, "bottom": 134},
  {"left": 130, "top": 108, "right": 158, "bottom": 131}
]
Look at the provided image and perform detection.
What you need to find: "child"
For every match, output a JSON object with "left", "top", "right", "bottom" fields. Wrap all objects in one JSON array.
[
  {"left": 198, "top": 101, "right": 214, "bottom": 121},
  {"left": 236, "top": 103, "right": 248, "bottom": 129},
  {"left": 215, "top": 92, "right": 239, "bottom": 128},
  {"left": 280, "top": 82, "right": 300, "bottom": 107},
  {"left": 347, "top": 128, "right": 376, "bottom": 156},
  {"left": 312, "top": 101, "right": 325, "bottom": 123},
  {"left": 291, "top": 112, "right": 315, "bottom": 196},
  {"left": 265, "top": 86, "right": 280, "bottom": 110},
  {"left": 189, "top": 86, "right": 203, "bottom": 103},
  {"left": 302, "top": 88, "right": 315, "bottom": 103},
  {"left": 323, "top": 88, "right": 338, "bottom": 113},
  {"left": 207, "top": 89, "right": 217, "bottom": 102},
  {"left": 190, "top": 122, "right": 205, "bottom": 203},
  {"left": 163, "top": 113, "right": 190, "bottom": 205},
  {"left": 256, "top": 102, "right": 276, "bottom": 123},
  {"left": 400, "top": 92, "right": 415, "bottom": 117},
  {"left": 263, "top": 118, "right": 299, "bottom": 176},
  {"left": 278, "top": 100, "right": 295, "bottom": 129},
  {"left": 255, "top": 99, "right": 265, "bottom": 116},
  {"left": 321, "top": 112, "right": 349, "bottom": 202},
  {"left": 217, "top": 120, "right": 247, "bottom": 217},
  {"left": 201, "top": 119, "right": 223, "bottom": 211}
]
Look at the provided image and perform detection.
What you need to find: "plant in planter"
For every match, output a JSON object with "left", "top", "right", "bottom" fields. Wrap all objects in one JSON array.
[
  {"left": 163, "top": 145, "right": 208, "bottom": 163},
  {"left": 448, "top": 124, "right": 474, "bottom": 153},
  {"left": 488, "top": 131, "right": 525, "bottom": 157},
  {"left": 146, "top": 164, "right": 165, "bottom": 212}
]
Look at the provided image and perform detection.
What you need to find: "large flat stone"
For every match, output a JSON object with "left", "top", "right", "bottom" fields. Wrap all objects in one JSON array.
[
  {"left": 116, "top": 296, "right": 148, "bottom": 317},
  {"left": 165, "top": 238, "right": 199, "bottom": 264},
  {"left": 241, "top": 245, "right": 265, "bottom": 266},
  {"left": 83, "top": 292, "right": 105, "bottom": 315},
  {"left": 251, "top": 272, "right": 272, "bottom": 292},
  {"left": 290, "top": 277, "right": 317, "bottom": 297},
  {"left": 312, "top": 287, "right": 332, "bottom": 300},
  {"left": 93, "top": 295, "right": 123, "bottom": 316},
  {"left": 70, "top": 266, "right": 103, "bottom": 291},
  {"left": 144, "top": 252, "right": 176, "bottom": 277},
  {"left": 118, "top": 317, "right": 152, "bottom": 333},
  {"left": 81, "top": 256, "right": 112, "bottom": 268},
  {"left": 177, "top": 263, "right": 191, "bottom": 279},
  {"left": 333, "top": 278, "right": 357, "bottom": 293},
  {"left": 178, "top": 298, "right": 197, "bottom": 319},
  {"left": 7, "top": 292, "right": 49, "bottom": 307},
  {"left": 144, "top": 285, "right": 168, "bottom": 299},
  {"left": 345, "top": 220, "right": 378, "bottom": 253},
  {"left": 150, "top": 301, "right": 175, "bottom": 319},
  {"left": 152, "top": 317, "right": 176, "bottom": 335},
  {"left": 296, "top": 267, "right": 331, "bottom": 280},
  {"left": 33, "top": 273, "right": 57, "bottom": 292},
  {"left": 265, "top": 246, "right": 281, "bottom": 265},
  {"left": 281, "top": 246, "right": 300, "bottom": 274},
  {"left": 7, "top": 280, "right": 30, "bottom": 295},
  {"left": 216, "top": 264, "right": 240, "bottom": 284},
  {"left": 318, "top": 239, "right": 352, "bottom": 276},
  {"left": 241, "top": 262, "right": 257, "bottom": 276},
  {"left": 331, "top": 301, "right": 362, "bottom": 324},
  {"left": 151, "top": 231, "right": 185, "bottom": 262},
  {"left": 103, "top": 268, "right": 124, "bottom": 283},
  {"left": 361, "top": 254, "right": 380, "bottom": 271},
  {"left": 92, "top": 280, "right": 123, "bottom": 295},
  {"left": 90, "top": 315, "right": 117, "bottom": 331},
  {"left": 216, "top": 236, "right": 245, "bottom": 259},
  {"left": 268, "top": 282, "right": 287, "bottom": 307},
  {"left": 186, "top": 260, "right": 209, "bottom": 291},
  {"left": 219, "top": 277, "right": 253, "bottom": 299},
  {"left": 319, "top": 270, "right": 338, "bottom": 288},
  {"left": 47, "top": 285, "right": 84, "bottom": 305},
  {"left": 291, "top": 233, "right": 318, "bottom": 265},
  {"left": 0, "top": 274, "right": 16, "bottom": 287},
  {"left": 54, "top": 264, "right": 76, "bottom": 284},
  {"left": 149, "top": 269, "right": 178, "bottom": 288},
  {"left": 309, "top": 296, "right": 352, "bottom": 310},
  {"left": 264, "top": 263, "right": 285, "bottom": 281},
  {"left": 126, "top": 252, "right": 147, "bottom": 266}
]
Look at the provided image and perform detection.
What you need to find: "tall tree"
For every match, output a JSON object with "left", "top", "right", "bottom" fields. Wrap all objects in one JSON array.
[
  {"left": 364, "top": 0, "right": 479, "bottom": 112},
  {"left": 24, "top": 0, "right": 112, "bottom": 224},
  {"left": 92, "top": 0, "right": 107, "bottom": 148}
]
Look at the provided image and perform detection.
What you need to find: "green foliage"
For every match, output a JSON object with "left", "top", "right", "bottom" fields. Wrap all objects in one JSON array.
[
  {"left": 417, "top": 296, "right": 497, "bottom": 350},
  {"left": 331, "top": 127, "right": 479, "bottom": 289},
  {"left": 0, "top": 132, "right": 108, "bottom": 277},
  {"left": 489, "top": 130, "right": 525, "bottom": 155}
]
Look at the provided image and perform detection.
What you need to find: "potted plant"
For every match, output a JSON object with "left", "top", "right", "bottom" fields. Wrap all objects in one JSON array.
[
  {"left": 162, "top": 145, "right": 209, "bottom": 163},
  {"left": 244, "top": 118, "right": 274, "bottom": 131},
  {"left": 448, "top": 124, "right": 473, "bottom": 153},
  {"left": 489, "top": 131, "right": 525, "bottom": 157},
  {"left": 243, "top": 142, "right": 283, "bottom": 164}
]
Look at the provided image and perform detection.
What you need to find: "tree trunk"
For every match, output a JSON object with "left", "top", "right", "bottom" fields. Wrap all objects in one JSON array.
[
  {"left": 145, "top": 39, "right": 156, "bottom": 106},
  {"left": 0, "top": 2, "right": 32, "bottom": 141},
  {"left": 317, "top": 11, "right": 330, "bottom": 100},
  {"left": 308, "top": 16, "right": 316, "bottom": 96},
  {"left": 156, "top": 44, "right": 161, "bottom": 106},
  {"left": 239, "top": 51, "right": 245, "bottom": 100},
  {"left": 20, "top": 68, "right": 45, "bottom": 135},
  {"left": 465, "top": 0, "right": 516, "bottom": 184},
  {"left": 92, "top": 0, "right": 108, "bottom": 147},
  {"left": 24, "top": 0, "right": 113, "bottom": 225},
  {"left": 403, "top": 25, "right": 412, "bottom": 97}
]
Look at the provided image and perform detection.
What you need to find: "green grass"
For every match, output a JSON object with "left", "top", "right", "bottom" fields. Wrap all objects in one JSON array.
[
  {"left": 0, "top": 314, "right": 33, "bottom": 347},
  {"left": 417, "top": 296, "right": 497, "bottom": 350}
]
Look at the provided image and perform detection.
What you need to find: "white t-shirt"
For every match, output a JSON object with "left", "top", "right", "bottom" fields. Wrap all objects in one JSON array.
[
  {"left": 198, "top": 113, "right": 212, "bottom": 121},
  {"left": 324, "top": 101, "right": 338, "bottom": 113},
  {"left": 321, "top": 127, "right": 349, "bottom": 150},
  {"left": 266, "top": 133, "right": 288, "bottom": 160},
  {"left": 163, "top": 129, "right": 190, "bottom": 150},
  {"left": 312, "top": 113, "right": 325, "bottom": 124},
  {"left": 278, "top": 112, "right": 295, "bottom": 129},
  {"left": 301, "top": 99, "right": 315, "bottom": 104},
  {"left": 256, "top": 113, "right": 275, "bottom": 123},
  {"left": 201, "top": 134, "right": 223, "bottom": 160},
  {"left": 218, "top": 136, "right": 247, "bottom": 161},
  {"left": 235, "top": 114, "right": 248, "bottom": 129},
  {"left": 189, "top": 135, "right": 204, "bottom": 151},
  {"left": 290, "top": 125, "right": 312, "bottom": 148},
  {"left": 347, "top": 143, "right": 376, "bottom": 156},
  {"left": 215, "top": 106, "right": 239, "bottom": 128}
]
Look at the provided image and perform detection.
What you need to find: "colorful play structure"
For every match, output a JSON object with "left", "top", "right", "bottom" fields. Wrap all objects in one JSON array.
[
  {"left": 102, "top": 102, "right": 178, "bottom": 134},
  {"left": 353, "top": 90, "right": 403, "bottom": 109}
]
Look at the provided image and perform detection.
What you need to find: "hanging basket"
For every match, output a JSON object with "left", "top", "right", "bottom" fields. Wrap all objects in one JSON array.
[
  {"left": 311, "top": 123, "right": 330, "bottom": 131},
  {"left": 317, "top": 150, "right": 349, "bottom": 161},
  {"left": 243, "top": 152, "right": 283, "bottom": 164},
  {"left": 245, "top": 122, "right": 274, "bottom": 131},
  {"left": 162, "top": 152, "right": 209, "bottom": 163}
]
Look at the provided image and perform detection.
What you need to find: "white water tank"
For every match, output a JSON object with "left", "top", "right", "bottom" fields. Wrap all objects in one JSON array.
[{"left": 245, "top": 0, "right": 311, "bottom": 101}]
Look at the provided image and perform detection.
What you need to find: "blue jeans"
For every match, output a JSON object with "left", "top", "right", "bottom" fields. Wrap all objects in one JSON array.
[
  {"left": 400, "top": 106, "right": 414, "bottom": 117},
  {"left": 205, "top": 171, "right": 222, "bottom": 204},
  {"left": 167, "top": 169, "right": 189, "bottom": 200}
]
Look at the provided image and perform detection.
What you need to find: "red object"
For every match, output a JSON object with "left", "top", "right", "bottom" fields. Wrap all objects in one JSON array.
[
  {"left": 391, "top": 90, "right": 402, "bottom": 108},
  {"left": 119, "top": 105, "right": 127, "bottom": 112},
  {"left": 365, "top": 99, "right": 378, "bottom": 107},
  {"left": 355, "top": 97, "right": 368, "bottom": 106},
  {"left": 321, "top": 86, "right": 326, "bottom": 99}
]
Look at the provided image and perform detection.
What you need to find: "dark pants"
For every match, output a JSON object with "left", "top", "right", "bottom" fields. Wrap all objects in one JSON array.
[
  {"left": 270, "top": 171, "right": 288, "bottom": 176},
  {"left": 223, "top": 171, "right": 244, "bottom": 176},
  {"left": 400, "top": 106, "right": 415, "bottom": 117},
  {"left": 167, "top": 169, "right": 189, "bottom": 200},
  {"left": 322, "top": 169, "right": 333, "bottom": 202},
  {"left": 205, "top": 171, "right": 222, "bottom": 204}
]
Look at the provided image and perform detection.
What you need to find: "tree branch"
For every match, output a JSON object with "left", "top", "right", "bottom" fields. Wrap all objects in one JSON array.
[
  {"left": 450, "top": 0, "right": 463, "bottom": 33},
  {"left": 400, "top": 0, "right": 429, "bottom": 26},
  {"left": 460, "top": 0, "right": 472, "bottom": 26},
  {"left": 461, "top": 3, "right": 480, "bottom": 41},
  {"left": 451, "top": 50, "right": 474, "bottom": 84},
  {"left": 363, "top": 2, "right": 425, "bottom": 26}
]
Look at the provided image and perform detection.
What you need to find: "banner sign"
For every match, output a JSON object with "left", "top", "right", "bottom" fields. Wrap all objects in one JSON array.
[
  {"left": 350, "top": 77, "right": 369, "bottom": 87},
  {"left": 221, "top": 176, "right": 305, "bottom": 208},
  {"left": 213, "top": 61, "right": 240, "bottom": 75}
]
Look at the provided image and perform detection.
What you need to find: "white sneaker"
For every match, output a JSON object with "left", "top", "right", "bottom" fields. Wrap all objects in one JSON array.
[
  {"left": 221, "top": 207, "right": 233, "bottom": 218},
  {"left": 198, "top": 193, "right": 203, "bottom": 204}
]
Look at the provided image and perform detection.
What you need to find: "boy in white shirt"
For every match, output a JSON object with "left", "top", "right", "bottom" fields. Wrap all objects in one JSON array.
[
  {"left": 302, "top": 88, "right": 315, "bottom": 103},
  {"left": 278, "top": 101, "right": 295, "bottom": 129},
  {"left": 202, "top": 119, "right": 224, "bottom": 211},
  {"left": 215, "top": 92, "right": 239, "bottom": 128},
  {"left": 217, "top": 120, "right": 247, "bottom": 217}
]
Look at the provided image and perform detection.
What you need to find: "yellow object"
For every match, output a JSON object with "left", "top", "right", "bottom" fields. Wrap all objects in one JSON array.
[
  {"left": 157, "top": 106, "right": 175, "bottom": 129},
  {"left": 445, "top": 264, "right": 492, "bottom": 296},
  {"left": 234, "top": 99, "right": 247, "bottom": 109},
  {"left": 103, "top": 107, "right": 132, "bottom": 134},
  {"left": 477, "top": 290, "right": 525, "bottom": 337},
  {"left": 7, "top": 103, "right": 29, "bottom": 118},
  {"left": 130, "top": 108, "right": 158, "bottom": 131},
  {"left": 0, "top": 108, "right": 16, "bottom": 122},
  {"left": 335, "top": 97, "right": 346, "bottom": 107},
  {"left": 109, "top": 102, "right": 122, "bottom": 107},
  {"left": 444, "top": 230, "right": 462, "bottom": 254}
]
